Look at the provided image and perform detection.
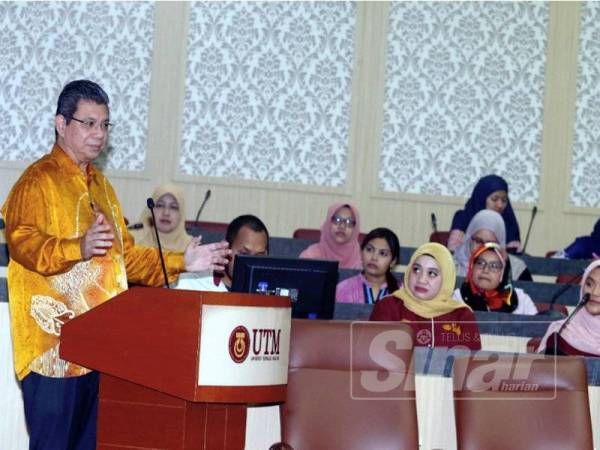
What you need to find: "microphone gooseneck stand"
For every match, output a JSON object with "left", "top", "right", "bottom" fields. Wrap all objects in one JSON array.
[{"left": 147, "top": 197, "right": 171, "bottom": 289}]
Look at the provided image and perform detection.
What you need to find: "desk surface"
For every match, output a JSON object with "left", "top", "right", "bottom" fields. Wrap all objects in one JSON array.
[
  {"left": 334, "top": 303, "right": 560, "bottom": 336},
  {"left": 1, "top": 231, "right": 591, "bottom": 277},
  {"left": 412, "top": 346, "right": 600, "bottom": 386},
  {"left": 265, "top": 236, "right": 590, "bottom": 277},
  {"left": 0, "top": 243, "right": 7, "bottom": 266},
  {"left": 0, "top": 234, "right": 587, "bottom": 306}
]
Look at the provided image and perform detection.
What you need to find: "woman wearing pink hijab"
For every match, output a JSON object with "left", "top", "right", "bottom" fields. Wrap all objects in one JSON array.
[
  {"left": 538, "top": 259, "right": 600, "bottom": 356},
  {"left": 299, "top": 203, "right": 362, "bottom": 269}
]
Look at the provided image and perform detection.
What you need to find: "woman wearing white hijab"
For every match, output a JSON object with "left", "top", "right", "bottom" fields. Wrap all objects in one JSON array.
[
  {"left": 537, "top": 259, "right": 600, "bottom": 356},
  {"left": 453, "top": 210, "right": 531, "bottom": 281}
]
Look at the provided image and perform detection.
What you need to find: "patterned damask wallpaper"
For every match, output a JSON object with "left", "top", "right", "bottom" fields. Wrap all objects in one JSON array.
[
  {"left": 570, "top": 2, "right": 600, "bottom": 208},
  {"left": 0, "top": 2, "right": 154, "bottom": 171},
  {"left": 180, "top": 1, "right": 356, "bottom": 187},
  {"left": 379, "top": 2, "right": 549, "bottom": 203}
]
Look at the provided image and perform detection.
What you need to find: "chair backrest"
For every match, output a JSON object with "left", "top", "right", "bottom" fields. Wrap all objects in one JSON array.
[
  {"left": 0, "top": 243, "right": 7, "bottom": 266},
  {"left": 281, "top": 320, "right": 418, "bottom": 450},
  {"left": 429, "top": 231, "right": 450, "bottom": 246},
  {"left": 292, "top": 228, "right": 367, "bottom": 244},
  {"left": 184, "top": 220, "right": 229, "bottom": 234},
  {"left": 453, "top": 354, "right": 593, "bottom": 450},
  {"left": 0, "top": 222, "right": 7, "bottom": 302},
  {"left": 534, "top": 302, "right": 568, "bottom": 316},
  {"left": 556, "top": 273, "right": 582, "bottom": 285},
  {"left": 526, "top": 336, "right": 542, "bottom": 353},
  {"left": 292, "top": 228, "right": 321, "bottom": 241}
]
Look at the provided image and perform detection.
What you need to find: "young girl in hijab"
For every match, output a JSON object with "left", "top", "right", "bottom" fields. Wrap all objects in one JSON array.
[
  {"left": 537, "top": 260, "right": 600, "bottom": 356},
  {"left": 335, "top": 228, "right": 400, "bottom": 304},
  {"left": 448, "top": 174, "right": 521, "bottom": 252},
  {"left": 453, "top": 210, "right": 531, "bottom": 281},
  {"left": 454, "top": 242, "right": 537, "bottom": 315},
  {"left": 131, "top": 184, "right": 192, "bottom": 253},
  {"left": 370, "top": 242, "right": 481, "bottom": 350},
  {"left": 299, "top": 203, "right": 362, "bottom": 269}
]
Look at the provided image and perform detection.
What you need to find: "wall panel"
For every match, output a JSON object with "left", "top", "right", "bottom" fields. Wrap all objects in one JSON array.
[
  {"left": 1, "top": 1, "right": 598, "bottom": 257},
  {"left": 0, "top": 1, "right": 154, "bottom": 171}
]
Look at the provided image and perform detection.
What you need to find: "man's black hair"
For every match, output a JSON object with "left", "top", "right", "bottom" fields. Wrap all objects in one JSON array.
[
  {"left": 225, "top": 215, "right": 270, "bottom": 252},
  {"left": 56, "top": 79, "right": 109, "bottom": 126}
]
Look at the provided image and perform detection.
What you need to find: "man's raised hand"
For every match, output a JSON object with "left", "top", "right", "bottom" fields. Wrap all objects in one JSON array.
[
  {"left": 80, "top": 214, "right": 114, "bottom": 260},
  {"left": 184, "top": 237, "right": 231, "bottom": 272}
]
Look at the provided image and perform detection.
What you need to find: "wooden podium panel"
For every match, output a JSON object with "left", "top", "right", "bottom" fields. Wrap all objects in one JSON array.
[
  {"left": 97, "top": 375, "right": 246, "bottom": 450},
  {"left": 60, "top": 288, "right": 291, "bottom": 450}
]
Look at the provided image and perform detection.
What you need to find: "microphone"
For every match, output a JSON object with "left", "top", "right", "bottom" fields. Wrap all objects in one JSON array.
[
  {"left": 147, "top": 198, "right": 170, "bottom": 289},
  {"left": 520, "top": 205, "right": 538, "bottom": 255},
  {"left": 538, "top": 271, "right": 583, "bottom": 317},
  {"left": 547, "top": 293, "right": 590, "bottom": 355},
  {"left": 194, "top": 189, "right": 212, "bottom": 222},
  {"left": 431, "top": 213, "right": 438, "bottom": 234}
]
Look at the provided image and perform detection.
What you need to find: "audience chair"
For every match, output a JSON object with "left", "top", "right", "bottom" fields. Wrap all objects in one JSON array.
[
  {"left": 281, "top": 320, "right": 418, "bottom": 450},
  {"left": 184, "top": 220, "right": 229, "bottom": 234},
  {"left": 535, "top": 302, "right": 568, "bottom": 316},
  {"left": 526, "top": 337, "right": 542, "bottom": 353},
  {"left": 555, "top": 273, "right": 582, "bottom": 285},
  {"left": 429, "top": 231, "right": 450, "bottom": 247},
  {"left": 292, "top": 228, "right": 367, "bottom": 244},
  {"left": 292, "top": 228, "right": 321, "bottom": 241},
  {"left": 0, "top": 243, "right": 7, "bottom": 264},
  {"left": 453, "top": 354, "right": 593, "bottom": 450}
]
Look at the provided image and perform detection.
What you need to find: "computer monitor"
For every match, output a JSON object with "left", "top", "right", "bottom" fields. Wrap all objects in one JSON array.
[{"left": 231, "top": 255, "right": 339, "bottom": 319}]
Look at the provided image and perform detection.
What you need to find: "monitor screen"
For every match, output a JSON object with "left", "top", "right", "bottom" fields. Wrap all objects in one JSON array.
[{"left": 231, "top": 255, "right": 339, "bottom": 319}]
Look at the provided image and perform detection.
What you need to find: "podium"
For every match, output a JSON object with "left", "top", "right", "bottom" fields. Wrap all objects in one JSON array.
[{"left": 60, "top": 287, "right": 291, "bottom": 450}]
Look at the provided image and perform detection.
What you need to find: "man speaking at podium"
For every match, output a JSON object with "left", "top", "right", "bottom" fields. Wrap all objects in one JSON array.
[{"left": 1, "top": 80, "right": 230, "bottom": 450}]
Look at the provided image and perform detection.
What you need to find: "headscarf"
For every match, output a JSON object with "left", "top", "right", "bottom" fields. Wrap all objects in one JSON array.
[
  {"left": 451, "top": 174, "right": 521, "bottom": 243},
  {"left": 134, "top": 184, "right": 191, "bottom": 253},
  {"left": 538, "top": 260, "right": 600, "bottom": 356},
  {"left": 460, "top": 242, "right": 519, "bottom": 312},
  {"left": 564, "top": 218, "right": 600, "bottom": 259},
  {"left": 301, "top": 203, "right": 362, "bottom": 269},
  {"left": 454, "top": 209, "right": 506, "bottom": 276},
  {"left": 394, "top": 242, "right": 471, "bottom": 319}
]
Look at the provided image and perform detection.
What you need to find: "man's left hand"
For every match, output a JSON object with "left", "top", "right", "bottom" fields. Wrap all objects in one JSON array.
[{"left": 184, "top": 237, "right": 231, "bottom": 272}]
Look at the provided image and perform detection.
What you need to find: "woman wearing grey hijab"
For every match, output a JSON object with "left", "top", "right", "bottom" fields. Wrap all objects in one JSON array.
[{"left": 453, "top": 210, "right": 532, "bottom": 281}]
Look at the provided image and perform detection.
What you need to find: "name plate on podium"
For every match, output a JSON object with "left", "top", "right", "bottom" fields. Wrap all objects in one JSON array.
[{"left": 199, "top": 305, "right": 291, "bottom": 387}]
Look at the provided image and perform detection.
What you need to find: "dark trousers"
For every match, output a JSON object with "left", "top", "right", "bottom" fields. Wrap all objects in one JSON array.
[{"left": 21, "top": 371, "right": 99, "bottom": 450}]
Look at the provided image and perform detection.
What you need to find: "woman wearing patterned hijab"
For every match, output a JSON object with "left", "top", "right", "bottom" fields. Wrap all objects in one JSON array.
[
  {"left": 453, "top": 242, "right": 537, "bottom": 315},
  {"left": 448, "top": 174, "right": 521, "bottom": 252}
]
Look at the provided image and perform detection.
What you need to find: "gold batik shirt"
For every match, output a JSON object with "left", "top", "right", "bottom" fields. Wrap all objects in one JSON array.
[{"left": 2, "top": 145, "right": 184, "bottom": 380}]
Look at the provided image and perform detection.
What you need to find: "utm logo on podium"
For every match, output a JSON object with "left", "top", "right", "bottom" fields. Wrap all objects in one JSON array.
[{"left": 229, "top": 326, "right": 250, "bottom": 363}]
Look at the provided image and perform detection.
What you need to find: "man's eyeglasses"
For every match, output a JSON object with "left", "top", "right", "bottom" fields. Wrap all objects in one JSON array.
[
  {"left": 70, "top": 116, "right": 113, "bottom": 131},
  {"left": 474, "top": 258, "right": 504, "bottom": 273},
  {"left": 331, "top": 215, "right": 356, "bottom": 227}
]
